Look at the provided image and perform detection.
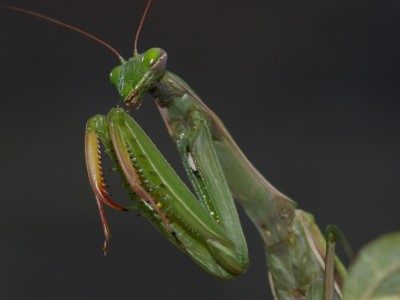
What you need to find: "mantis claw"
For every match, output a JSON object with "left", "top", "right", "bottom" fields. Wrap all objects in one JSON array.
[
  {"left": 86, "top": 120, "right": 130, "bottom": 254},
  {"left": 94, "top": 194, "right": 111, "bottom": 256},
  {"left": 85, "top": 130, "right": 128, "bottom": 212},
  {"left": 86, "top": 111, "right": 181, "bottom": 253},
  {"left": 109, "top": 110, "right": 176, "bottom": 238}
]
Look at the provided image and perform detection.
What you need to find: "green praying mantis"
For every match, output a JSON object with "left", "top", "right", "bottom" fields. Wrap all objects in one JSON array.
[{"left": 1, "top": 1, "right": 400, "bottom": 299}]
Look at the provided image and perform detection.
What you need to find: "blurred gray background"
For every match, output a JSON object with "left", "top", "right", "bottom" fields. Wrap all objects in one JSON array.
[{"left": 0, "top": 0, "right": 399, "bottom": 299}]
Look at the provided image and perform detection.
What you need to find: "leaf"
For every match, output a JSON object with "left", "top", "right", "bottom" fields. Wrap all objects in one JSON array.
[{"left": 343, "top": 232, "right": 400, "bottom": 300}]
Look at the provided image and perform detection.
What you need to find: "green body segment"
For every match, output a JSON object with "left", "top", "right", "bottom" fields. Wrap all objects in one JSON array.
[{"left": 86, "top": 108, "right": 248, "bottom": 279}]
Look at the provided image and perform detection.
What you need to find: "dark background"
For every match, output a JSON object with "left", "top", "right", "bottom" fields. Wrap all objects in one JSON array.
[{"left": 0, "top": 0, "right": 399, "bottom": 299}]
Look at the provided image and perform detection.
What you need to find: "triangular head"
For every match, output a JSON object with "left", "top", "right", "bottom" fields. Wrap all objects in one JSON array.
[{"left": 110, "top": 48, "right": 167, "bottom": 109}]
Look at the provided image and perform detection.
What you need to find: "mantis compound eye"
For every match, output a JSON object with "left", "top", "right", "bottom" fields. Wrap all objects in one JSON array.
[
  {"left": 109, "top": 65, "right": 122, "bottom": 87},
  {"left": 142, "top": 48, "right": 167, "bottom": 69}
]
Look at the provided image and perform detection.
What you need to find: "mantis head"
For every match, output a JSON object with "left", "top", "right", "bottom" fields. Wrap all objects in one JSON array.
[{"left": 110, "top": 48, "right": 167, "bottom": 109}]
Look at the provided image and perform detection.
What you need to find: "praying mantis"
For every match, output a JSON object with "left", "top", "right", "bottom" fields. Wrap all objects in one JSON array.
[{"left": 0, "top": 0, "right": 400, "bottom": 300}]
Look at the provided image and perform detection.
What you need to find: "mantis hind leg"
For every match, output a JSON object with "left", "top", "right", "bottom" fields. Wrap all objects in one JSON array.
[{"left": 324, "top": 225, "right": 354, "bottom": 300}]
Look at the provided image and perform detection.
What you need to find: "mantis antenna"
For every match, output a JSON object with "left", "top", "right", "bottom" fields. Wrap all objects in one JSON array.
[
  {"left": 0, "top": 4, "right": 124, "bottom": 62},
  {"left": 133, "top": 0, "right": 153, "bottom": 55}
]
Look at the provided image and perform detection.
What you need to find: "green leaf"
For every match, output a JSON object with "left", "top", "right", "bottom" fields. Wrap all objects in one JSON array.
[{"left": 343, "top": 232, "right": 400, "bottom": 300}]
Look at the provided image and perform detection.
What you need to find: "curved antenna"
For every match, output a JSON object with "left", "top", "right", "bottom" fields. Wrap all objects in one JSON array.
[
  {"left": 0, "top": 5, "right": 124, "bottom": 62},
  {"left": 133, "top": 0, "right": 153, "bottom": 54}
]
